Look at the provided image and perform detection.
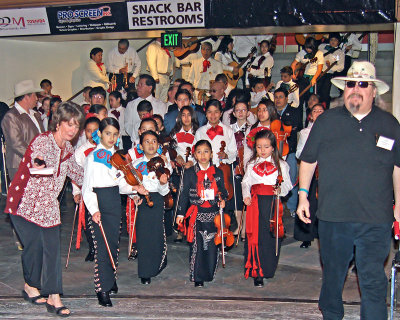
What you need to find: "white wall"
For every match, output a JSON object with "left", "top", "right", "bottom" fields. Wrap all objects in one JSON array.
[{"left": 0, "top": 38, "right": 150, "bottom": 104}]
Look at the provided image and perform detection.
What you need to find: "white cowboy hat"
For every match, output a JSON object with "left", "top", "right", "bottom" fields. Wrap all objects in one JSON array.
[
  {"left": 331, "top": 61, "right": 389, "bottom": 95},
  {"left": 14, "top": 80, "right": 42, "bottom": 98}
]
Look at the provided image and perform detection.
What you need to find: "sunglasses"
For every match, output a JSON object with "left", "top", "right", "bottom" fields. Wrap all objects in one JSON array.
[{"left": 345, "top": 81, "right": 371, "bottom": 89}]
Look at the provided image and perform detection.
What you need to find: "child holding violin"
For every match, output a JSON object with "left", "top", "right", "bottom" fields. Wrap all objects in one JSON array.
[
  {"left": 170, "top": 105, "right": 199, "bottom": 241},
  {"left": 229, "top": 100, "right": 252, "bottom": 240},
  {"left": 82, "top": 118, "right": 146, "bottom": 307},
  {"left": 194, "top": 99, "right": 238, "bottom": 231},
  {"left": 176, "top": 140, "right": 228, "bottom": 287},
  {"left": 242, "top": 130, "right": 292, "bottom": 287},
  {"left": 244, "top": 98, "right": 278, "bottom": 167},
  {"left": 132, "top": 130, "right": 171, "bottom": 285}
]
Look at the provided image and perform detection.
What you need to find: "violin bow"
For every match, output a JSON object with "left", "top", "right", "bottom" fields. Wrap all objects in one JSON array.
[
  {"left": 99, "top": 221, "right": 117, "bottom": 270},
  {"left": 231, "top": 164, "right": 238, "bottom": 229},
  {"left": 128, "top": 199, "right": 139, "bottom": 258},
  {"left": 172, "top": 167, "right": 185, "bottom": 232},
  {"left": 218, "top": 196, "right": 226, "bottom": 268},
  {"left": 128, "top": 198, "right": 132, "bottom": 257},
  {"left": 65, "top": 204, "right": 79, "bottom": 269},
  {"left": 275, "top": 195, "right": 279, "bottom": 256}
]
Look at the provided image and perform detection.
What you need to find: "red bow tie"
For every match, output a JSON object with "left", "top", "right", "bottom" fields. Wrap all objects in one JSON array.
[
  {"left": 198, "top": 166, "right": 215, "bottom": 183},
  {"left": 111, "top": 109, "right": 120, "bottom": 119},
  {"left": 164, "top": 48, "right": 171, "bottom": 58},
  {"left": 206, "top": 125, "right": 223, "bottom": 140},
  {"left": 203, "top": 59, "right": 211, "bottom": 72},
  {"left": 84, "top": 147, "right": 96, "bottom": 157},
  {"left": 96, "top": 62, "right": 104, "bottom": 71},
  {"left": 253, "top": 161, "right": 277, "bottom": 177},
  {"left": 176, "top": 131, "right": 194, "bottom": 144}
]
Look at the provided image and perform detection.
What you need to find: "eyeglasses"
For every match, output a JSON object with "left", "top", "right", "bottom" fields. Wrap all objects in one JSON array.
[{"left": 345, "top": 81, "right": 371, "bottom": 89}]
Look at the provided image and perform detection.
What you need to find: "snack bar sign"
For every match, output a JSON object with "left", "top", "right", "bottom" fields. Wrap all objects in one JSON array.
[{"left": 127, "top": 0, "right": 205, "bottom": 30}]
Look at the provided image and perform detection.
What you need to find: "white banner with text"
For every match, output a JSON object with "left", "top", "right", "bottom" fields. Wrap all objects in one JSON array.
[{"left": 127, "top": 0, "right": 205, "bottom": 30}]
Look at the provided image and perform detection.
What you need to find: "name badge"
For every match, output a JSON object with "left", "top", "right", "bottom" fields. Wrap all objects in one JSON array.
[
  {"left": 377, "top": 136, "right": 395, "bottom": 151},
  {"left": 201, "top": 189, "right": 215, "bottom": 201}
]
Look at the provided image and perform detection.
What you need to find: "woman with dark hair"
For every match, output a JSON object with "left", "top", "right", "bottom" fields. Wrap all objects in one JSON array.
[
  {"left": 48, "top": 96, "right": 62, "bottom": 128},
  {"left": 5, "top": 101, "right": 85, "bottom": 317},
  {"left": 215, "top": 36, "right": 240, "bottom": 76},
  {"left": 84, "top": 47, "right": 110, "bottom": 90},
  {"left": 222, "top": 88, "right": 256, "bottom": 126}
]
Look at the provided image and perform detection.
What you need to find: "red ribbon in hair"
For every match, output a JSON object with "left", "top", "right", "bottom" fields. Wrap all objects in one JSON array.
[{"left": 86, "top": 112, "right": 97, "bottom": 120}]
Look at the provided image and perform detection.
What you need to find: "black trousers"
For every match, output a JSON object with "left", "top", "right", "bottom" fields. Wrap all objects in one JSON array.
[
  {"left": 10, "top": 214, "right": 62, "bottom": 295},
  {"left": 318, "top": 220, "right": 392, "bottom": 320},
  {"left": 90, "top": 187, "right": 122, "bottom": 293}
]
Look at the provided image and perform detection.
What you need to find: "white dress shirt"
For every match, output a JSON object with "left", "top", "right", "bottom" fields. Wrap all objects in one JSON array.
[
  {"left": 295, "top": 50, "right": 324, "bottom": 76},
  {"left": 188, "top": 57, "right": 223, "bottom": 90},
  {"left": 296, "top": 122, "right": 313, "bottom": 159},
  {"left": 214, "top": 51, "right": 239, "bottom": 72},
  {"left": 106, "top": 46, "right": 141, "bottom": 78},
  {"left": 82, "top": 144, "right": 134, "bottom": 215},
  {"left": 124, "top": 95, "right": 167, "bottom": 142},
  {"left": 108, "top": 106, "right": 127, "bottom": 136},
  {"left": 72, "top": 139, "right": 96, "bottom": 196},
  {"left": 241, "top": 156, "right": 292, "bottom": 199},
  {"left": 194, "top": 121, "right": 237, "bottom": 166},
  {"left": 15, "top": 102, "right": 42, "bottom": 133},
  {"left": 132, "top": 154, "right": 170, "bottom": 195},
  {"left": 340, "top": 33, "right": 363, "bottom": 58},
  {"left": 318, "top": 44, "right": 345, "bottom": 73},
  {"left": 247, "top": 52, "right": 274, "bottom": 79},
  {"left": 172, "top": 127, "right": 195, "bottom": 161}
]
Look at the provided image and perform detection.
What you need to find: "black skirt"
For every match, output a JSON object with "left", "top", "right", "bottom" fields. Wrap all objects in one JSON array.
[
  {"left": 244, "top": 194, "right": 282, "bottom": 279},
  {"left": 136, "top": 192, "right": 167, "bottom": 278}
]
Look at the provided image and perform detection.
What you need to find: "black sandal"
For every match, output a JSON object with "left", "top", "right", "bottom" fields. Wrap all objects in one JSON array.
[
  {"left": 22, "top": 290, "right": 46, "bottom": 305},
  {"left": 46, "top": 302, "right": 70, "bottom": 317}
]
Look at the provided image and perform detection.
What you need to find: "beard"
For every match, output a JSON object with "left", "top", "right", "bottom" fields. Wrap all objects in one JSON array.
[{"left": 347, "top": 93, "right": 363, "bottom": 113}]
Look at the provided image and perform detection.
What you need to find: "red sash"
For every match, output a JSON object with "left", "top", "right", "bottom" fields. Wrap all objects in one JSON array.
[{"left": 245, "top": 184, "right": 274, "bottom": 279}]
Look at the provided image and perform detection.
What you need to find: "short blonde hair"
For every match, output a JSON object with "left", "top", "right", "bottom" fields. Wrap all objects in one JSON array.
[{"left": 49, "top": 101, "right": 85, "bottom": 132}]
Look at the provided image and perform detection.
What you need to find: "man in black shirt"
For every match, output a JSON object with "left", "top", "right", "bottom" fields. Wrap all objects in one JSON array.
[
  {"left": 297, "top": 61, "right": 399, "bottom": 320},
  {"left": 274, "top": 88, "right": 301, "bottom": 216}
]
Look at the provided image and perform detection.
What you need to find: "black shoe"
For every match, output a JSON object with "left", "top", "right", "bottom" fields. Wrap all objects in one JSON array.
[
  {"left": 96, "top": 292, "right": 112, "bottom": 307},
  {"left": 194, "top": 281, "right": 204, "bottom": 287},
  {"left": 110, "top": 281, "right": 118, "bottom": 295},
  {"left": 300, "top": 241, "right": 311, "bottom": 249},
  {"left": 85, "top": 249, "right": 95, "bottom": 262},
  {"left": 141, "top": 278, "right": 151, "bottom": 285},
  {"left": 253, "top": 277, "right": 264, "bottom": 287}
]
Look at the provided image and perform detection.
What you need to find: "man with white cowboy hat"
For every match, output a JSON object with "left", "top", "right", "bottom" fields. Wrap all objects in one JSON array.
[
  {"left": 1, "top": 80, "right": 44, "bottom": 180},
  {"left": 297, "top": 61, "right": 399, "bottom": 320}
]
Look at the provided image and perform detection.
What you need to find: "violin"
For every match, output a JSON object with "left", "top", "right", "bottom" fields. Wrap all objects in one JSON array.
[
  {"left": 147, "top": 145, "right": 175, "bottom": 209},
  {"left": 218, "top": 141, "right": 233, "bottom": 200},
  {"left": 270, "top": 119, "right": 292, "bottom": 157},
  {"left": 173, "top": 36, "right": 213, "bottom": 60},
  {"left": 110, "top": 150, "right": 154, "bottom": 207},
  {"left": 234, "top": 146, "right": 245, "bottom": 176},
  {"left": 160, "top": 136, "right": 178, "bottom": 162},
  {"left": 214, "top": 193, "right": 234, "bottom": 267},
  {"left": 269, "top": 174, "right": 285, "bottom": 256}
]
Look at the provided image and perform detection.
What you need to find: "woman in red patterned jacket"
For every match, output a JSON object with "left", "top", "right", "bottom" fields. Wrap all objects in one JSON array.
[{"left": 5, "top": 101, "right": 85, "bottom": 317}]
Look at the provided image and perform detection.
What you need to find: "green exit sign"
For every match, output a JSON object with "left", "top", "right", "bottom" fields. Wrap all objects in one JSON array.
[{"left": 161, "top": 31, "right": 182, "bottom": 48}]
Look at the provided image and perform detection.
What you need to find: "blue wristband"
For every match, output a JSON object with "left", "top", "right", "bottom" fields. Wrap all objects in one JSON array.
[{"left": 299, "top": 188, "right": 309, "bottom": 195}]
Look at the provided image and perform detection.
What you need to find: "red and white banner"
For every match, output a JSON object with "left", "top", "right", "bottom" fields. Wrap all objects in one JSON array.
[{"left": 0, "top": 7, "right": 50, "bottom": 37}]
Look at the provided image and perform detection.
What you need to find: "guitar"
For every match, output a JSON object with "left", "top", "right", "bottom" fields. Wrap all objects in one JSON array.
[
  {"left": 173, "top": 36, "right": 213, "bottom": 60},
  {"left": 223, "top": 47, "right": 257, "bottom": 88}
]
